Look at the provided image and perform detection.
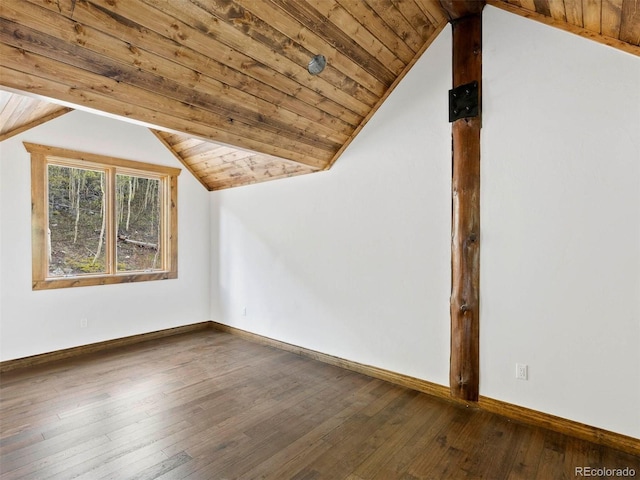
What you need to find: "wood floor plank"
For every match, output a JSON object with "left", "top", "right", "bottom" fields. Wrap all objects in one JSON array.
[
  {"left": 245, "top": 381, "right": 398, "bottom": 479},
  {"left": 1, "top": 329, "right": 638, "bottom": 479},
  {"left": 37, "top": 421, "right": 190, "bottom": 480},
  {"left": 352, "top": 396, "right": 456, "bottom": 479}
]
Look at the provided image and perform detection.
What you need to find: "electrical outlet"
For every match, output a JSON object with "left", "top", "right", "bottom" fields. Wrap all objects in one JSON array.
[
  {"left": 242, "top": 307, "right": 247, "bottom": 317},
  {"left": 516, "top": 363, "right": 528, "bottom": 380},
  {"left": 80, "top": 318, "right": 88, "bottom": 328}
]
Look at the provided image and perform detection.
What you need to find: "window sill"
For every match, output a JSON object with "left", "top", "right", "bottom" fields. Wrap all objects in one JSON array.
[{"left": 32, "top": 271, "right": 178, "bottom": 290}]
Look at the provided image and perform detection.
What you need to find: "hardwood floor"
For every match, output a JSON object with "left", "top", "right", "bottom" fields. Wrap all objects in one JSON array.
[{"left": 1, "top": 330, "right": 638, "bottom": 479}]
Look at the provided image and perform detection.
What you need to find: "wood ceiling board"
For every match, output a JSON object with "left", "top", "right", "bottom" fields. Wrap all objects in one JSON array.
[
  {"left": 80, "top": 1, "right": 364, "bottom": 129},
  {"left": 236, "top": 0, "right": 388, "bottom": 97},
  {"left": 227, "top": 0, "right": 395, "bottom": 97},
  {"left": 180, "top": 143, "right": 232, "bottom": 161},
  {"left": 365, "top": 0, "right": 427, "bottom": 51},
  {"left": 201, "top": 162, "right": 318, "bottom": 190},
  {"left": 335, "top": 0, "right": 418, "bottom": 64},
  {"left": 548, "top": 0, "right": 569, "bottom": 21},
  {"left": 414, "top": 0, "right": 449, "bottom": 25},
  {"left": 390, "top": 0, "right": 438, "bottom": 39},
  {"left": 582, "top": 0, "right": 602, "bottom": 32},
  {"left": 620, "top": 0, "right": 640, "bottom": 44},
  {"left": 0, "top": 1, "right": 336, "bottom": 166},
  {"left": 300, "top": 0, "right": 408, "bottom": 77},
  {"left": 0, "top": 90, "right": 71, "bottom": 141},
  {"left": 0, "top": 0, "right": 448, "bottom": 178},
  {"left": 151, "top": 129, "right": 211, "bottom": 191},
  {"left": 490, "top": 0, "right": 640, "bottom": 54},
  {"left": 0, "top": 5, "right": 345, "bottom": 153},
  {"left": 153, "top": 130, "right": 318, "bottom": 191},
  {"left": 211, "top": 150, "right": 259, "bottom": 165},
  {"left": 0, "top": 55, "right": 329, "bottom": 169},
  {"left": 563, "top": 0, "right": 584, "bottom": 26},
  {"left": 138, "top": 0, "right": 375, "bottom": 115},
  {"left": 161, "top": 136, "right": 208, "bottom": 155},
  {"left": 601, "top": 0, "right": 624, "bottom": 38}
]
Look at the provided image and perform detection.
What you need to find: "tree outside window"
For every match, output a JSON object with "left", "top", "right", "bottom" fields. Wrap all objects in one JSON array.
[{"left": 27, "top": 143, "right": 180, "bottom": 290}]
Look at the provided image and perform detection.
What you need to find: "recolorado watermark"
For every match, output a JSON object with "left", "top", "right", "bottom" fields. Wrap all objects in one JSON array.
[{"left": 575, "top": 466, "right": 637, "bottom": 477}]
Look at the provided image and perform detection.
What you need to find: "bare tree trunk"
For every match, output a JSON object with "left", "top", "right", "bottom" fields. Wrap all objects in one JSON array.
[
  {"left": 73, "top": 170, "right": 82, "bottom": 244},
  {"left": 117, "top": 178, "right": 124, "bottom": 228},
  {"left": 93, "top": 176, "right": 106, "bottom": 264},
  {"left": 126, "top": 176, "right": 133, "bottom": 231},
  {"left": 151, "top": 249, "right": 160, "bottom": 270}
]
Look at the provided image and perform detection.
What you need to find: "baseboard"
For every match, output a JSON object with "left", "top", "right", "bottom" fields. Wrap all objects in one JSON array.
[
  {"left": 477, "top": 396, "right": 640, "bottom": 457},
  {"left": 210, "top": 321, "right": 640, "bottom": 456},
  {"left": 2, "top": 320, "right": 637, "bottom": 456},
  {"left": 0, "top": 321, "right": 211, "bottom": 373},
  {"left": 210, "top": 321, "right": 453, "bottom": 402}
]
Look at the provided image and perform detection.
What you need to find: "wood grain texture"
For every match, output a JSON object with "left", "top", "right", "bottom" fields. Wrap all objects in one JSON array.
[
  {"left": 29, "top": 150, "right": 47, "bottom": 289},
  {"left": 152, "top": 130, "right": 319, "bottom": 191},
  {"left": 0, "top": 90, "right": 71, "bottom": 141},
  {"left": 620, "top": 0, "right": 640, "bottom": 44},
  {"left": 583, "top": 0, "right": 603, "bottom": 32},
  {"left": 449, "top": 14, "right": 483, "bottom": 402},
  {"left": 0, "top": 0, "right": 446, "bottom": 182},
  {"left": 211, "top": 322, "right": 640, "bottom": 456},
  {"left": 492, "top": 0, "right": 640, "bottom": 55},
  {"left": 3, "top": 322, "right": 639, "bottom": 457},
  {"left": 1, "top": 328, "right": 638, "bottom": 479},
  {"left": 439, "top": 0, "right": 486, "bottom": 20}
]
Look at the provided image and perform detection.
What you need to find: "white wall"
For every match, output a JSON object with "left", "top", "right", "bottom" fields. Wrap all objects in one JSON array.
[
  {"left": 0, "top": 111, "right": 211, "bottom": 361},
  {"left": 210, "top": 7, "right": 640, "bottom": 438},
  {"left": 211, "top": 29, "right": 453, "bottom": 385},
  {"left": 481, "top": 7, "right": 640, "bottom": 438}
]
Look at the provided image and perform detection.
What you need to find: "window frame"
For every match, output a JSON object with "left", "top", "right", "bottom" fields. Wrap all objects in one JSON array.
[{"left": 26, "top": 142, "right": 180, "bottom": 290}]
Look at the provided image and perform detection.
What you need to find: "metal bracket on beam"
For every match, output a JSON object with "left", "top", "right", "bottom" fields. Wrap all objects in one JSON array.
[{"left": 449, "top": 81, "right": 478, "bottom": 122}]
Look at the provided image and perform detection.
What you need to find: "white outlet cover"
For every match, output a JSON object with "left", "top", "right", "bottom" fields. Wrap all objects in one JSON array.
[{"left": 516, "top": 363, "right": 528, "bottom": 380}]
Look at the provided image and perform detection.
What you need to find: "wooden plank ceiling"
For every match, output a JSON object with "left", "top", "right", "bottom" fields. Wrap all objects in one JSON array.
[
  {"left": 0, "top": 90, "right": 71, "bottom": 142},
  {"left": 151, "top": 129, "right": 318, "bottom": 190},
  {"left": 490, "top": 0, "right": 640, "bottom": 51},
  {"left": 0, "top": 0, "right": 447, "bottom": 190},
  {"left": 0, "top": 0, "right": 638, "bottom": 190}
]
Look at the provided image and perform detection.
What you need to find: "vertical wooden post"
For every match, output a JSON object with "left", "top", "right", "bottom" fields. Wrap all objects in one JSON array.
[{"left": 440, "top": 0, "right": 484, "bottom": 402}]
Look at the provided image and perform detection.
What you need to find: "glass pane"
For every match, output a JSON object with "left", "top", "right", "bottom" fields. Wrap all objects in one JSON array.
[
  {"left": 48, "top": 165, "right": 106, "bottom": 276},
  {"left": 116, "top": 175, "right": 162, "bottom": 272}
]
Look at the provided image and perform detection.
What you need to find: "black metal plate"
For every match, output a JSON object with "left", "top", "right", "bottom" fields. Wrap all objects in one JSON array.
[{"left": 449, "top": 81, "right": 478, "bottom": 122}]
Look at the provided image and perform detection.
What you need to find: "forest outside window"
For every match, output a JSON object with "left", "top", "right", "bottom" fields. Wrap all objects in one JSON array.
[{"left": 27, "top": 143, "right": 180, "bottom": 290}]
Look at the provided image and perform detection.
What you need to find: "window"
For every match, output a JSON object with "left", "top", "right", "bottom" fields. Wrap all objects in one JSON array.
[{"left": 27, "top": 143, "right": 180, "bottom": 290}]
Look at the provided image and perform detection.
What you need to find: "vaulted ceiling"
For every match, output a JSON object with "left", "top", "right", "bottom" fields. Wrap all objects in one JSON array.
[{"left": 1, "top": 0, "right": 638, "bottom": 190}]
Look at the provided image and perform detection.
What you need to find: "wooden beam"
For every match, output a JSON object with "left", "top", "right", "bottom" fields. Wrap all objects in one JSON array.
[
  {"left": 440, "top": 0, "right": 485, "bottom": 21},
  {"left": 440, "top": 0, "right": 485, "bottom": 402}
]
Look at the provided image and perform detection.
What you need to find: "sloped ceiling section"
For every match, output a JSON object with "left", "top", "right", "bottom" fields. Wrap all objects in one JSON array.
[
  {"left": 0, "top": 0, "right": 447, "bottom": 173},
  {"left": 0, "top": 90, "right": 71, "bottom": 141},
  {"left": 490, "top": 0, "right": 640, "bottom": 52},
  {"left": 0, "top": 1, "right": 637, "bottom": 191},
  {"left": 151, "top": 129, "right": 319, "bottom": 190},
  {"left": 0, "top": 88, "right": 318, "bottom": 190}
]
